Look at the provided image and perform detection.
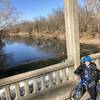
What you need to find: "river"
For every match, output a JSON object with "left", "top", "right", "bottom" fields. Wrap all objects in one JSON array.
[
  {"left": 0, "top": 37, "right": 66, "bottom": 78},
  {"left": 0, "top": 37, "right": 99, "bottom": 78}
]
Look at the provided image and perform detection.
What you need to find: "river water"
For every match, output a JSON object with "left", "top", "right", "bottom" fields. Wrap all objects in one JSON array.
[
  {"left": 2, "top": 41, "right": 55, "bottom": 66},
  {"left": 0, "top": 37, "right": 66, "bottom": 78}
]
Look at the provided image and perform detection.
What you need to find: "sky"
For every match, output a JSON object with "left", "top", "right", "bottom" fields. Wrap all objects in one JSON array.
[{"left": 11, "top": 0, "right": 84, "bottom": 21}]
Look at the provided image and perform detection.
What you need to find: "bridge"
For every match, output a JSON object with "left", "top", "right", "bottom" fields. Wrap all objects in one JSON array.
[{"left": 0, "top": 0, "right": 100, "bottom": 100}]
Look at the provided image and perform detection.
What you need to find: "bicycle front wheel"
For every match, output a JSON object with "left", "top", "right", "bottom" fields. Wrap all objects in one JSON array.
[{"left": 69, "top": 88, "right": 81, "bottom": 100}]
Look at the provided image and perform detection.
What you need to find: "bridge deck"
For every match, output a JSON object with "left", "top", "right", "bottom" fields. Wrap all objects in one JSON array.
[
  {"left": 27, "top": 81, "right": 99, "bottom": 100},
  {"left": 23, "top": 83, "right": 99, "bottom": 100},
  {"left": 29, "top": 81, "right": 75, "bottom": 100}
]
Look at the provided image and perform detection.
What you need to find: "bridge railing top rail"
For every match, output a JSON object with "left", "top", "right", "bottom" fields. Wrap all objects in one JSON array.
[
  {"left": 0, "top": 60, "right": 74, "bottom": 87},
  {"left": 89, "top": 53, "right": 100, "bottom": 59}
]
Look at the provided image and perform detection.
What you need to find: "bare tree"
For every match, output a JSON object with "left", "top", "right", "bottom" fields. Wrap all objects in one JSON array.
[
  {"left": 0, "top": 0, "right": 18, "bottom": 37},
  {"left": 79, "top": 0, "right": 100, "bottom": 37}
]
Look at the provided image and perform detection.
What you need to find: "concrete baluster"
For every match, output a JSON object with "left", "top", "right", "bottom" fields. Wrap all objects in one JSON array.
[
  {"left": 65, "top": 67, "right": 69, "bottom": 80},
  {"left": 2, "top": 87, "right": 9, "bottom": 100},
  {"left": 59, "top": 70, "right": 63, "bottom": 83},
  {"left": 24, "top": 80, "right": 29, "bottom": 96},
  {"left": 61, "top": 68, "right": 67, "bottom": 82},
  {"left": 40, "top": 76, "right": 45, "bottom": 91},
  {"left": 32, "top": 78, "right": 37, "bottom": 93},
  {"left": 52, "top": 72, "right": 57, "bottom": 86},
  {"left": 15, "top": 83, "right": 21, "bottom": 100}
]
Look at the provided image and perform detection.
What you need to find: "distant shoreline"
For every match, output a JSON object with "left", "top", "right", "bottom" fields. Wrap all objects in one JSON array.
[
  {"left": 8, "top": 32, "right": 100, "bottom": 43},
  {"left": 8, "top": 32, "right": 66, "bottom": 40}
]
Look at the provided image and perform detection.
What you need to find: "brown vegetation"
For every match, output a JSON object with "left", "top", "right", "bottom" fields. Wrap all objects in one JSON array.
[
  {"left": 6, "top": 8, "right": 65, "bottom": 39},
  {"left": 0, "top": 0, "right": 18, "bottom": 39},
  {"left": 79, "top": 0, "right": 100, "bottom": 40},
  {"left": 0, "top": 0, "right": 100, "bottom": 40}
]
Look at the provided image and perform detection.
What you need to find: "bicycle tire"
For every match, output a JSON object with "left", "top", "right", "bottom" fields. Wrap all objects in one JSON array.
[{"left": 69, "top": 88, "right": 81, "bottom": 100}]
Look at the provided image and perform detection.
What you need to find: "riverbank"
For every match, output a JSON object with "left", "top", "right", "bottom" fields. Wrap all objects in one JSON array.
[
  {"left": 80, "top": 38, "right": 100, "bottom": 48},
  {"left": 8, "top": 31, "right": 100, "bottom": 44},
  {"left": 8, "top": 32, "right": 66, "bottom": 40}
]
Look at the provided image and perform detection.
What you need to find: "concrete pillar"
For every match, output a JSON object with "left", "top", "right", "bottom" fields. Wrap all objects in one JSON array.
[{"left": 64, "top": 0, "right": 80, "bottom": 79}]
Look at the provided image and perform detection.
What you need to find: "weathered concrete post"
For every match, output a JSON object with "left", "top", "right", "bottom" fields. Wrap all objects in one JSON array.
[{"left": 64, "top": 0, "right": 80, "bottom": 80}]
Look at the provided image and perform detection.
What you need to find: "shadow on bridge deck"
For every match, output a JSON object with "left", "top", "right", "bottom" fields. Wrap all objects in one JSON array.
[
  {"left": 28, "top": 81, "right": 99, "bottom": 100},
  {"left": 28, "top": 81, "right": 75, "bottom": 100}
]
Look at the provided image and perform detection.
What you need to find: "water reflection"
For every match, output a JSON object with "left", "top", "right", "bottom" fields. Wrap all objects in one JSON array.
[
  {"left": 0, "top": 37, "right": 66, "bottom": 68},
  {"left": 0, "top": 37, "right": 66, "bottom": 78},
  {"left": 3, "top": 42, "right": 53, "bottom": 66},
  {"left": 0, "top": 41, "right": 9, "bottom": 70}
]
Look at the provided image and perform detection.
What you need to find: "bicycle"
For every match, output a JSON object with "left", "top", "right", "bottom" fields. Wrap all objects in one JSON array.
[{"left": 69, "top": 79, "right": 100, "bottom": 100}]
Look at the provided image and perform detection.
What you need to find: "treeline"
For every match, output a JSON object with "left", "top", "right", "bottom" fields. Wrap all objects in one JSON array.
[
  {"left": 79, "top": 0, "right": 100, "bottom": 39},
  {"left": 1, "top": 0, "right": 100, "bottom": 39},
  {"left": 7, "top": 8, "right": 65, "bottom": 36}
]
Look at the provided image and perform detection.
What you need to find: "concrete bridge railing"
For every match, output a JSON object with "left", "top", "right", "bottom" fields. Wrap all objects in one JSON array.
[
  {"left": 0, "top": 60, "right": 74, "bottom": 100},
  {"left": 0, "top": 53, "right": 100, "bottom": 100},
  {"left": 90, "top": 53, "right": 100, "bottom": 69}
]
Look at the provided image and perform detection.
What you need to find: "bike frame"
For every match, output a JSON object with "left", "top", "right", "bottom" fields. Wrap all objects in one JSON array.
[{"left": 75, "top": 79, "right": 100, "bottom": 97}]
